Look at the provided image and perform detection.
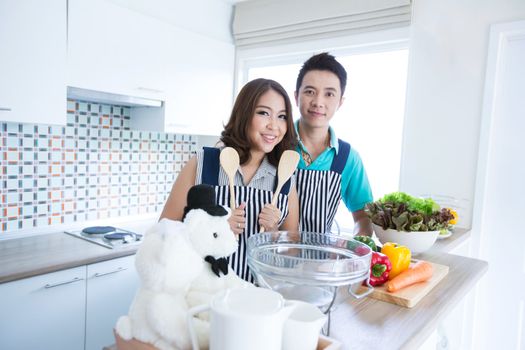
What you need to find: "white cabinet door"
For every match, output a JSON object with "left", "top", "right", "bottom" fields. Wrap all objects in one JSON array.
[
  {"left": 0, "top": 0, "right": 66, "bottom": 125},
  {"left": 67, "top": 0, "right": 235, "bottom": 136},
  {"left": 0, "top": 266, "right": 86, "bottom": 350},
  {"left": 67, "top": 0, "right": 171, "bottom": 101},
  {"left": 85, "top": 255, "right": 139, "bottom": 350},
  {"left": 164, "top": 27, "right": 235, "bottom": 136}
]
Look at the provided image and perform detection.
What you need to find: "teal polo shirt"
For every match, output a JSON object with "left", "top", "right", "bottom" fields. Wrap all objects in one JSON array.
[{"left": 295, "top": 121, "right": 373, "bottom": 212}]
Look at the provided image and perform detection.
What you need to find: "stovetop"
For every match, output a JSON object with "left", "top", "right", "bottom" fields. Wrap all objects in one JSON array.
[{"left": 64, "top": 226, "right": 143, "bottom": 249}]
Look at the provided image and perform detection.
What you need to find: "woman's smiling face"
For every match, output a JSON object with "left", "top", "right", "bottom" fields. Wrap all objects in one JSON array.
[{"left": 248, "top": 89, "right": 288, "bottom": 158}]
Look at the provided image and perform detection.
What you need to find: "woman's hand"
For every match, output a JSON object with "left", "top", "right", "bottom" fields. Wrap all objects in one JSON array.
[
  {"left": 258, "top": 204, "right": 281, "bottom": 232},
  {"left": 228, "top": 203, "right": 246, "bottom": 236}
]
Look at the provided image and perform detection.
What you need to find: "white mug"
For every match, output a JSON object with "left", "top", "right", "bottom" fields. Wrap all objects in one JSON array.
[
  {"left": 282, "top": 300, "right": 327, "bottom": 350},
  {"left": 187, "top": 288, "right": 297, "bottom": 350}
]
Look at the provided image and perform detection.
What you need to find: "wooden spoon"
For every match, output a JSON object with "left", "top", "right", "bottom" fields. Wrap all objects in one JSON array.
[
  {"left": 260, "top": 150, "right": 300, "bottom": 232},
  {"left": 219, "top": 147, "right": 240, "bottom": 211},
  {"left": 271, "top": 150, "right": 300, "bottom": 206}
]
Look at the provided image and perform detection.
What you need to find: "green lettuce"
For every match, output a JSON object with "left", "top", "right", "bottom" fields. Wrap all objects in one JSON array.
[
  {"left": 380, "top": 191, "right": 440, "bottom": 215},
  {"left": 366, "top": 192, "right": 454, "bottom": 232}
]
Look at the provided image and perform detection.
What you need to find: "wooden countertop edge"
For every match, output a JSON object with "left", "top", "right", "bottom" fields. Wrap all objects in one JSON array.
[
  {"left": 0, "top": 228, "right": 473, "bottom": 286},
  {"left": 400, "top": 255, "right": 488, "bottom": 349},
  {"left": 0, "top": 233, "right": 139, "bottom": 284},
  {"left": 329, "top": 253, "right": 488, "bottom": 350},
  {"left": 0, "top": 249, "right": 137, "bottom": 284},
  {"left": 428, "top": 227, "right": 471, "bottom": 254}
]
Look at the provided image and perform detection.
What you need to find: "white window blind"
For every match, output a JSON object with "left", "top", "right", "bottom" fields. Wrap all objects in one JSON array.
[{"left": 233, "top": 0, "right": 411, "bottom": 47}]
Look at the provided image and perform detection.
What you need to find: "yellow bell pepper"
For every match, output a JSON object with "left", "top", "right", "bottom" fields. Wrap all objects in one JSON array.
[
  {"left": 449, "top": 209, "right": 458, "bottom": 225},
  {"left": 381, "top": 242, "right": 411, "bottom": 279}
]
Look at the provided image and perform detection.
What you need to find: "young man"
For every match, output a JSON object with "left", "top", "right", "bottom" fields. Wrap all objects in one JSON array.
[{"left": 294, "top": 52, "right": 373, "bottom": 236}]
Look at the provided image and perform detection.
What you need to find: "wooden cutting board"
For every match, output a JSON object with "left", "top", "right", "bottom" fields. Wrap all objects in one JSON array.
[{"left": 361, "top": 260, "right": 449, "bottom": 308}]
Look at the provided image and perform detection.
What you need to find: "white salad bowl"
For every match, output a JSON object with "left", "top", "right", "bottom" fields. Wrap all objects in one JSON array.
[{"left": 372, "top": 224, "right": 439, "bottom": 255}]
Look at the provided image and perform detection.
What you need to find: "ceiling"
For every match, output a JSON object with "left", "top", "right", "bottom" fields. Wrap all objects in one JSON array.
[{"left": 221, "top": 0, "right": 253, "bottom": 3}]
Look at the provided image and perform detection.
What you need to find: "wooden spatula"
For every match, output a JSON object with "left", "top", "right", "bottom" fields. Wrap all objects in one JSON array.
[
  {"left": 260, "top": 150, "right": 300, "bottom": 232},
  {"left": 271, "top": 150, "right": 300, "bottom": 206},
  {"left": 219, "top": 147, "right": 239, "bottom": 211}
]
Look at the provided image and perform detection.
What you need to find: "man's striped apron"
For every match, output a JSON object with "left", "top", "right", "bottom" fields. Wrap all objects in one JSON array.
[
  {"left": 296, "top": 139, "right": 350, "bottom": 234},
  {"left": 201, "top": 147, "right": 291, "bottom": 282}
]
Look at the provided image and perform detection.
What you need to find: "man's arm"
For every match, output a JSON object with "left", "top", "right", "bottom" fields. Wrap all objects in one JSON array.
[
  {"left": 352, "top": 209, "right": 373, "bottom": 237},
  {"left": 339, "top": 148, "right": 373, "bottom": 237}
]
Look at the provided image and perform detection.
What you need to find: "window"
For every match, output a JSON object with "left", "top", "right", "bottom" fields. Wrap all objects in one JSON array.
[{"left": 239, "top": 31, "right": 409, "bottom": 232}]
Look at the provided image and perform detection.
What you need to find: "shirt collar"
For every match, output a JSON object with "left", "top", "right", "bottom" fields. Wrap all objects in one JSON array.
[
  {"left": 237, "top": 155, "right": 276, "bottom": 184},
  {"left": 294, "top": 120, "right": 339, "bottom": 154},
  {"left": 258, "top": 156, "right": 276, "bottom": 176}
]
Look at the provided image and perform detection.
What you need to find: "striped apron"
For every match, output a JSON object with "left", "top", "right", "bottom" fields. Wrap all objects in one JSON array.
[
  {"left": 201, "top": 147, "right": 291, "bottom": 282},
  {"left": 296, "top": 139, "right": 350, "bottom": 234}
]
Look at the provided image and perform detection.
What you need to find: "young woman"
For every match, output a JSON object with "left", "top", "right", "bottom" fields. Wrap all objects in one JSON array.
[{"left": 160, "top": 78, "right": 299, "bottom": 281}]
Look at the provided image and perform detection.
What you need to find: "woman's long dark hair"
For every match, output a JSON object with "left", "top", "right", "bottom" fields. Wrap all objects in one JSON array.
[{"left": 221, "top": 78, "right": 297, "bottom": 167}]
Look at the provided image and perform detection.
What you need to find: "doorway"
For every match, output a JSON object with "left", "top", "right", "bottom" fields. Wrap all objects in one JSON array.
[{"left": 471, "top": 19, "right": 525, "bottom": 349}]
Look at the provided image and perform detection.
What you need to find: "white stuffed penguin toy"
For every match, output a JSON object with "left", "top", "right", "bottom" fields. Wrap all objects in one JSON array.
[{"left": 116, "top": 184, "right": 251, "bottom": 350}]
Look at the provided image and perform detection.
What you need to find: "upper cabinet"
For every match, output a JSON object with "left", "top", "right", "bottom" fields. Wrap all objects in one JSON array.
[
  {"left": 67, "top": 0, "right": 234, "bottom": 136},
  {"left": 0, "top": 0, "right": 67, "bottom": 125},
  {"left": 163, "top": 27, "right": 235, "bottom": 136},
  {"left": 67, "top": 0, "right": 172, "bottom": 102}
]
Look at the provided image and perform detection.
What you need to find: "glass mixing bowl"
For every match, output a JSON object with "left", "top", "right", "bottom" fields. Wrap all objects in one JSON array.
[{"left": 247, "top": 231, "right": 373, "bottom": 312}]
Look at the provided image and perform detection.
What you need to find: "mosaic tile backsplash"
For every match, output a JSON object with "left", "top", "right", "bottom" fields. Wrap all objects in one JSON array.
[{"left": 0, "top": 100, "right": 197, "bottom": 233}]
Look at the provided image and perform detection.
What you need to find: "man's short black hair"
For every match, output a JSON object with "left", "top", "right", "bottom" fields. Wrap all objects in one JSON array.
[{"left": 296, "top": 52, "right": 347, "bottom": 96}]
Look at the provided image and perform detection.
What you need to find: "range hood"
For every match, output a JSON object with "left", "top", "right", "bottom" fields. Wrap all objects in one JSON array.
[{"left": 67, "top": 86, "right": 163, "bottom": 107}]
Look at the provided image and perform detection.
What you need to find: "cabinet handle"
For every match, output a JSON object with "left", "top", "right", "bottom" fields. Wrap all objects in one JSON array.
[
  {"left": 166, "top": 122, "right": 190, "bottom": 128},
  {"left": 0, "top": 107, "right": 12, "bottom": 111},
  {"left": 44, "top": 277, "right": 84, "bottom": 289},
  {"left": 136, "top": 86, "right": 164, "bottom": 94},
  {"left": 93, "top": 267, "right": 127, "bottom": 278}
]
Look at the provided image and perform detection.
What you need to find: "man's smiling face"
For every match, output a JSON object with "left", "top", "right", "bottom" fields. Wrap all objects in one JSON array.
[{"left": 295, "top": 69, "right": 344, "bottom": 129}]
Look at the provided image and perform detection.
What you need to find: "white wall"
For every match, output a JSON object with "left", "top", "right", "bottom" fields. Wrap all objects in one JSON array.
[
  {"left": 105, "top": 0, "right": 233, "bottom": 43},
  {"left": 400, "top": 0, "right": 525, "bottom": 228},
  {"left": 196, "top": 134, "right": 221, "bottom": 150}
]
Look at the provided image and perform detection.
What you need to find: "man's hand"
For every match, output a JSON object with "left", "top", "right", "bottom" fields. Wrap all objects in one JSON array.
[{"left": 352, "top": 209, "right": 373, "bottom": 237}]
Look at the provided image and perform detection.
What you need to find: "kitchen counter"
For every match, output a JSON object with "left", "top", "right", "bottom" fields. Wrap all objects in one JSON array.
[
  {"left": 329, "top": 229, "right": 486, "bottom": 350},
  {"left": 0, "top": 218, "right": 157, "bottom": 284},
  {"left": 0, "top": 225, "right": 471, "bottom": 285},
  {"left": 0, "top": 232, "right": 139, "bottom": 284},
  {"left": 0, "top": 223, "right": 485, "bottom": 349},
  {"left": 428, "top": 227, "right": 470, "bottom": 254}
]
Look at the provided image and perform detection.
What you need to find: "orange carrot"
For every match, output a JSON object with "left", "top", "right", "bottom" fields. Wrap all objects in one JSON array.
[{"left": 386, "top": 260, "right": 433, "bottom": 292}]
